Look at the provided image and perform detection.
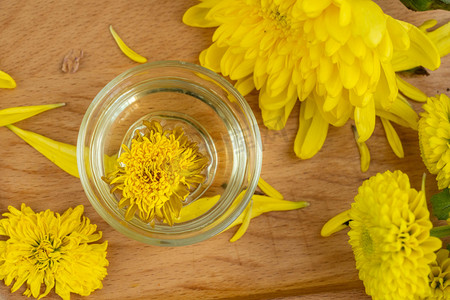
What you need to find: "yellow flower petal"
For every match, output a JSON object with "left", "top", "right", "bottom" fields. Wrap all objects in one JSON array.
[
  {"left": 229, "top": 200, "right": 253, "bottom": 242},
  {"left": 235, "top": 74, "right": 255, "bottom": 96},
  {"left": 426, "top": 21, "right": 450, "bottom": 58},
  {"left": 352, "top": 125, "right": 370, "bottom": 172},
  {"left": 258, "top": 177, "right": 284, "bottom": 200},
  {"left": 418, "top": 19, "right": 438, "bottom": 32},
  {"left": 175, "top": 195, "right": 221, "bottom": 223},
  {"left": 109, "top": 25, "right": 147, "bottom": 64},
  {"left": 320, "top": 209, "right": 351, "bottom": 237},
  {"left": 182, "top": 0, "right": 221, "bottom": 28},
  {"left": 392, "top": 20, "right": 440, "bottom": 72},
  {"left": 381, "top": 117, "right": 404, "bottom": 158},
  {"left": 354, "top": 97, "right": 375, "bottom": 143},
  {"left": 225, "top": 195, "right": 309, "bottom": 231},
  {"left": 302, "top": 0, "right": 331, "bottom": 17},
  {"left": 6, "top": 125, "right": 79, "bottom": 177},
  {"left": 294, "top": 99, "right": 329, "bottom": 159},
  {"left": 396, "top": 75, "right": 427, "bottom": 102},
  {"left": 199, "top": 42, "right": 227, "bottom": 73},
  {"left": 0, "top": 70, "right": 16, "bottom": 89},
  {"left": 386, "top": 16, "right": 410, "bottom": 51},
  {"left": 261, "top": 95, "right": 297, "bottom": 130},
  {"left": 0, "top": 103, "right": 65, "bottom": 127},
  {"left": 375, "top": 94, "right": 418, "bottom": 132}
]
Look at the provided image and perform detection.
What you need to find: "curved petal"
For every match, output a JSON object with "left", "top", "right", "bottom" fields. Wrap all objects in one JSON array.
[
  {"left": 230, "top": 200, "right": 253, "bottom": 242},
  {"left": 426, "top": 21, "right": 450, "bottom": 58},
  {"left": 0, "top": 103, "right": 64, "bottom": 127},
  {"left": 258, "top": 177, "right": 284, "bottom": 200},
  {"left": 396, "top": 75, "right": 427, "bottom": 102},
  {"left": 294, "top": 100, "right": 329, "bottom": 159},
  {"left": 376, "top": 93, "right": 418, "bottom": 130},
  {"left": 392, "top": 21, "right": 440, "bottom": 72},
  {"left": 6, "top": 125, "right": 79, "bottom": 177},
  {"left": 234, "top": 74, "right": 255, "bottom": 96},
  {"left": 182, "top": 1, "right": 221, "bottom": 28},
  {"left": 0, "top": 70, "right": 16, "bottom": 89},
  {"left": 381, "top": 117, "right": 404, "bottom": 158},
  {"left": 354, "top": 97, "right": 375, "bottom": 143},
  {"left": 199, "top": 42, "right": 227, "bottom": 72},
  {"left": 352, "top": 125, "right": 370, "bottom": 172},
  {"left": 321, "top": 209, "right": 351, "bottom": 237},
  {"left": 260, "top": 90, "right": 297, "bottom": 130},
  {"left": 109, "top": 26, "right": 147, "bottom": 63}
]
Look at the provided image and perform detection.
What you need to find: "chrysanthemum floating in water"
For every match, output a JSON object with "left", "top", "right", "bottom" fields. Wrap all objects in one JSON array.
[
  {"left": 103, "top": 120, "right": 209, "bottom": 226},
  {"left": 183, "top": 0, "right": 442, "bottom": 161},
  {"left": 0, "top": 204, "right": 108, "bottom": 300},
  {"left": 419, "top": 94, "right": 450, "bottom": 190},
  {"left": 321, "top": 170, "right": 441, "bottom": 299}
]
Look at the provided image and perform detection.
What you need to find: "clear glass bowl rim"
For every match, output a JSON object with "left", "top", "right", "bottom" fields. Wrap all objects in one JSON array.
[{"left": 77, "top": 60, "right": 263, "bottom": 246}]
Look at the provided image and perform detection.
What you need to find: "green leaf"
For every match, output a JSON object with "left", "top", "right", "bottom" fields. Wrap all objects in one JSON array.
[
  {"left": 431, "top": 188, "right": 450, "bottom": 220},
  {"left": 399, "top": 0, "right": 450, "bottom": 11}
]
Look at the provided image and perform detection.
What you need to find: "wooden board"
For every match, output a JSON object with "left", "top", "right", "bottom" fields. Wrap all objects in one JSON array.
[{"left": 0, "top": 1, "right": 449, "bottom": 299}]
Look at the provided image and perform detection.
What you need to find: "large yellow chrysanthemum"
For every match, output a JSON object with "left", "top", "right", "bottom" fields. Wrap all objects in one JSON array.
[
  {"left": 419, "top": 94, "right": 450, "bottom": 190},
  {"left": 0, "top": 204, "right": 108, "bottom": 300},
  {"left": 348, "top": 170, "right": 441, "bottom": 299},
  {"left": 183, "top": 0, "right": 441, "bottom": 159}
]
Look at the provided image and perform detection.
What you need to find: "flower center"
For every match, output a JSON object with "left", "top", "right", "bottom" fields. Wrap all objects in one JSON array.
[
  {"left": 31, "top": 237, "right": 61, "bottom": 270},
  {"left": 360, "top": 227, "right": 374, "bottom": 258},
  {"left": 260, "top": 4, "right": 291, "bottom": 32}
]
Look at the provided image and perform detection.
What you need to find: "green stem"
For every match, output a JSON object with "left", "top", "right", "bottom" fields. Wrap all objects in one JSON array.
[
  {"left": 399, "top": 0, "right": 450, "bottom": 11},
  {"left": 430, "top": 225, "right": 450, "bottom": 238}
]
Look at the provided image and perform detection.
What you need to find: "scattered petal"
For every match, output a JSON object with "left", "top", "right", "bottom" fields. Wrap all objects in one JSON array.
[
  {"left": 0, "top": 103, "right": 65, "bottom": 127},
  {"left": 258, "top": 177, "right": 284, "bottom": 200},
  {"left": 109, "top": 25, "right": 147, "bottom": 63},
  {"left": 6, "top": 124, "right": 79, "bottom": 177},
  {"left": 380, "top": 117, "right": 404, "bottom": 158},
  {"left": 229, "top": 200, "right": 253, "bottom": 242},
  {"left": 0, "top": 70, "right": 16, "bottom": 89},
  {"left": 320, "top": 209, "right": 351, "bottom": 237}
]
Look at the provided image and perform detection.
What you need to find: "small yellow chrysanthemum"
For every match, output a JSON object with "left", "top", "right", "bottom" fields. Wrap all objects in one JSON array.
[
  {"left": 184, "top": 0, "right": 440, "bottom": 160},
  {"left": 419, "top": 94, "right": 450, "bottom": 189},
  {"left": 104, "top": 120, "right": 209, "bottom": 226},
  {"left": 426, "top": 248, "right": 450, "bottom": 300},
  {"left": 348, "top": 170, "right": 441, "bottom": 300},
  {"left": 0, "top": 204, "right": 108, "bottom": 300}
]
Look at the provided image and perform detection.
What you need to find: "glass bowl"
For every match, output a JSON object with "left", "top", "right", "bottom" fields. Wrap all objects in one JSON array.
[{"left": 77, "top": 61, "right": 262, "bottom": 246}]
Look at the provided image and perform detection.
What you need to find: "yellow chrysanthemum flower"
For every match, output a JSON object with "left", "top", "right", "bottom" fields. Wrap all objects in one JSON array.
[
  {"left": 348, "top": 170, "right": 441, "bottom": 299},
  {"left": 426, "top": 248, "right": 450, "bottom": 300},
  {"left": 103, "top": 120, "right": 209, "bottom": 226},
  {"left": 419, "top": 94, "right": 450, "bottom": 190},
  {"left": 183, "top": 0, "right": 440, "bottom": 160},
  {"left": 0, "top": 204, "right": 108, "bottom": 300}
]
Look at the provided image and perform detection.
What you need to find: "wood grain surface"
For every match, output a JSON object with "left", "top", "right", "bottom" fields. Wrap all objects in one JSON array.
[{"left": 0, "top": 1, "right": 449, "bottom": 299}]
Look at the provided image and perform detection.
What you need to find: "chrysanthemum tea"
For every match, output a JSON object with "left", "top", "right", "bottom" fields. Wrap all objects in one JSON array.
[{"left": 103, "top": 120, "right": 209, "bottom": 226}]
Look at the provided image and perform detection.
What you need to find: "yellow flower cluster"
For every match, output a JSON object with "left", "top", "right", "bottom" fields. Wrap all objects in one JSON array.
[
  {"left": 183, "top": 0, "right": 441, "bottom": 160},
  {"left": 426, "top": 249, "right": 450, "bottom": 300},
  {"left": 104, "top": 120, "right": 209, "bottom": 226},
  {"left": 419, "top": 94, "right": 450, "bottom": 189},
  {"left": 0, "top": 204, "right": 108, "bottom": 300},
  {"left": 348, "top": 170, "right": 441, "bottom": 299}
]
